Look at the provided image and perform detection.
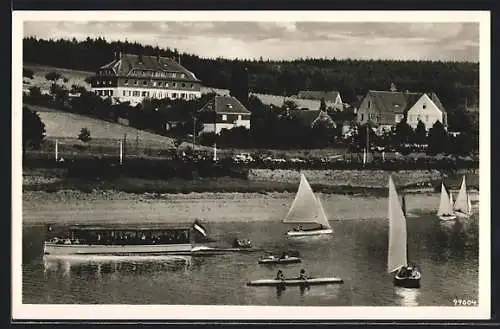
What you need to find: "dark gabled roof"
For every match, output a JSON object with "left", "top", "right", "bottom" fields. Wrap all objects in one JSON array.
[
  {"left": 199, "top": 95, "right": 251, "bottom": 114},
  {"left": 98, "top": 54, "right": 200, "bottom": 82},
  {"left": 297, "top": 90, "right": 341, "bottom": 102},
  {"left": 366, "top": 90, "right": 422, "bottom": 114},
  {"left": 365, "top": 90, "right": 447, "bottom": 115},
  {"left": 428, "top": 92, "right": 447, "bottom": 113}
]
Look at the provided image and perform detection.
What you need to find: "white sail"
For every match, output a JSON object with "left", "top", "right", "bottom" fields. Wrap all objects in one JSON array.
[
  {"left": 454, "top": 176, "right": 470, "bottom": 215},
  {"left": 449, "top": 191, "right": 454, "bottom": 206},
  {"left": 388, "top": 176, "right": 408, "bottom": 273},
  {"left": 315, "top": 196, "right": 332, "bottom": 230},
  {"left": 283, "top": 174, "right": 327, "bottom": 226},
  {"left": 437, "top": 183, "right": 454, "bottom": 217}
]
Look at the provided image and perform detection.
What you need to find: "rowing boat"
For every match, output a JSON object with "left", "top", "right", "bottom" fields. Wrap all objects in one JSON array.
[
  {"left": 257, "top": 256, "right": 302, "bottom": 264},
  {"left": 247, "top": 277, "right": 343, "bottom": 286}
]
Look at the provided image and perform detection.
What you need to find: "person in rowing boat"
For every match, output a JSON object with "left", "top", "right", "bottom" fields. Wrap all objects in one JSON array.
[
  {"left": 280, "top": 252, "right": 289, "bottom": 260},
  {"left": 276, "top": 270, "right": 285, "bottom": 281},
  {"left": 299, "top": 269, "right": 309, "bottom": 281}
]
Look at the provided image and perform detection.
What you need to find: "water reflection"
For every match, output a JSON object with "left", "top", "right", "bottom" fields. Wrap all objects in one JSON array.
[
  {"left": 395, "top": 287, "right": 420, "bottom": 306},
  {"left": 42, "top": 254, "right": 193, "bottom": 280}
]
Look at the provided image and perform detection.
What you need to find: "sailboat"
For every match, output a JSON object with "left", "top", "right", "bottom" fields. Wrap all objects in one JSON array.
[
  {"left": 283, "top": 173, "right": 333, "bottom": 237},
  {"left": 454, "top": 176, "right": 473, "bottom": 218},
  {"left": 387, "top": 175, "right": 421, "bottom": 288},
  {"left": 437, "top": 183, "right": 457, "bottom": 221}
]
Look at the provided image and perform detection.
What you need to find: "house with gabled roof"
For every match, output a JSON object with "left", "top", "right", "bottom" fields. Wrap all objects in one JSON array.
[
  {"left": 90, "top": 52, "right": 202, "bottom": 105},
  {"left": 198, "top": 95, "right": 251, "bottom": 135},
  {"left": 297, "top": 90, "right": 343, "bottom": 106},
  {"left": 357, "top": 84, "right": 447, "bottom": 133}
]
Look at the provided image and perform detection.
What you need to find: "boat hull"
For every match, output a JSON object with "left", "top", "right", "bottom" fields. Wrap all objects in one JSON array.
[
  {"left": 247, "top": 277, "right": 343, "bottom": 286},
  {"left": 286, "top": 228, "right": 333, "bottom": 236},
  {"left": 454, "top": 211, "right": 472, "bottom": 218},
  {"left": 43, "top": 242, "right": 194, "bottom": 255},
  {"left": 258, "top": 257, "right": 302, "bottom": 265},
  {"left": 439, "top": 214, "right": 457, "bottom": 221},
  {"left": 394, "top": 272, "right": 421, "bottom": 289}
]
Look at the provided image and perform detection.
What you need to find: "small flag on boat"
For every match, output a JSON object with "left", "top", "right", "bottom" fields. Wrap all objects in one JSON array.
[{"left": 193, "top": 220, "right": 207, "bottom": 237}]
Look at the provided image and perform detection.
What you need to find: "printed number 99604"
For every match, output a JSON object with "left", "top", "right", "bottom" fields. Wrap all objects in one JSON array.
[{"left": 453, "top": 299, "right": 478, "bottom": 306}]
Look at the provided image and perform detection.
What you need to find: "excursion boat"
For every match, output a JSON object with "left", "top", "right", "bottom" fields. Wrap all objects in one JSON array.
[
  {"left": 282, "top": 173, "right": 333, "bottom": 237},
  {"left": 453, "top": 176, "right": 473, "bottom": 218},
  {"left": 387, "top": 176, "right": 421, "bottom": 289},
  {"left": 43, "top": 221, "right": 214, "bottom": 256},
  {"left": 437, "top": 182, "right": 457, "bottom": 221}
]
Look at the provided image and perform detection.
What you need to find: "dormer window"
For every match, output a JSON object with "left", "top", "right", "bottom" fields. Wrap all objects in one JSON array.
[
  {"left": 222, "top": 114, "right": 227, "bottom": 121},
  {"left": 124, "top": 79, "right": 128, "bottom": 85},
  {"left": 423, "top": 103, "right": 427, "bottom": 109},
  {"left": 227, "top": 104, "right": 233, "bottom": 109}
]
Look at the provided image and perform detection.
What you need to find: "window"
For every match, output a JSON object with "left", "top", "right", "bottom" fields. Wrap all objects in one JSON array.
[
  {"left": 181, "top": 83, "right": 186, "bottom": 87},
  {"left": 165, "top": 83, "right": 169, "bottom": 88},
  {"left": 123, "top": 90, "right": 127, "bottom": 96},
  {"left": 142, "top": 81, "right": 148, "bottom": 86},
  {"left": 180, "top": 74, "right": 185, "bottom": 78},
  {"left": 423, "top": 103, "right": 427, "bottom": 109},
  {"left": 96, "top": 80, "right": 100, "bottom": 85},
  {"left": 108, "top": 80, "right": 112, "bottom": 85},
  {"left": 142, "top": 91, "right": 149, "bottom": 97},
  {"left": 133, "top": 91, "right": 140, "bottom": 96},
  {"left": 109, "top": 90, "right": 114, "bottom": 96},
  {"left": 361, "top": 113, "right": 364, "bottom": 121},
  {"left": 172, "top": 93, "right": 177, "bottom": 98},
  {"left": 153, "top": 81, "right": 157, "bottom": 87},
  {"left": 368, "top": 100, "right": 371, "bottom": 109},
  {"left": 238, "top": 115, "right": 242, "bottom": 121},
  {"left": 190, "top": 84, "right": 194, "bottom": 88},
  {"left": 173, "top": 82, "right": 177, "bottom": 87},
  {"left": 222, "top": 114, "right": 227, "bottom": 121},
  {"left": 134, "top": 80, "right": 138, "bottom": 85},
  {"left": 124, "top": 79, "right": 129, "bottom": 85},
  {"left": 158, "top": 92, "right": 163, "bottom": 98},
  {"left": 181, "top": 93, "right": 186, "bottom": 99}
]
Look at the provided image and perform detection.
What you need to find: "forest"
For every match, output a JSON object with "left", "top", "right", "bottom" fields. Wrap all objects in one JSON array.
[{"left": 23, "top": 37, "right": 479, "bottom": 110}]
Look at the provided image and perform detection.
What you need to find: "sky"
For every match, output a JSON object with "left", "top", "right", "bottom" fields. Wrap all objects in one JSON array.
[{"left": 23, "top": 21, "right": 479, "bottom": 62}]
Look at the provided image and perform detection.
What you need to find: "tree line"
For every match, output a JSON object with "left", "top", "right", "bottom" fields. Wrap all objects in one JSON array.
[{"left": 23, "top": 37, "right": 478, "bottom": 109}]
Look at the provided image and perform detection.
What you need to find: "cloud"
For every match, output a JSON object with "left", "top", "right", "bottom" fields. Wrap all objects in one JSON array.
[{"left": 22, "top": 21, "right": 479, "bottom": 62}]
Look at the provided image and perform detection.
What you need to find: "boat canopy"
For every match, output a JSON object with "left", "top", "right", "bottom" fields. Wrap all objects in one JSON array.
[{"left": 68, "top": 224, "right": 192, "bottom": 232}]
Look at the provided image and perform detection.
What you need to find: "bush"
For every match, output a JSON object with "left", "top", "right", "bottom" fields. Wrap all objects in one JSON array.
[{"left": 78, "top": 128, "right": 91, "bottom": 142}]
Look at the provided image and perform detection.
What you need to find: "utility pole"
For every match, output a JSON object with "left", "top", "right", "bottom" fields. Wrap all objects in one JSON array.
[{"left": 192, "top": 115, "right": 196, "bottom": 152}]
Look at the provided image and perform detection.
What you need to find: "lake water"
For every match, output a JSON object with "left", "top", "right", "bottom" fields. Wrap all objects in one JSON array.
[{"left": 22, "top": 194, "right": 479, "bottom": 306}]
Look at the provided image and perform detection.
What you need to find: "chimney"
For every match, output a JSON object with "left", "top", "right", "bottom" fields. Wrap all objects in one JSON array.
[
  {"left": 178, "top": 54, "right": 181, "bottom": 65},
  {"left": 390, "top": 82, "right": 397, "bottom": 92}
]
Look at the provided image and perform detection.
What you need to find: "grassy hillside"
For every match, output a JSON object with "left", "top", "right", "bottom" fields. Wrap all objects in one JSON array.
[{"left": 24, "top": 63, "right": 92, "bottom": 92}]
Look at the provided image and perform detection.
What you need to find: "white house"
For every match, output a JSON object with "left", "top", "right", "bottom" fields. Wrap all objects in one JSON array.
[
  {"left": 406, "top": 93, "right": 448, "bottom": 130},
  {"left": 198, "top": 95, "right": 251, "bottom": 135}
]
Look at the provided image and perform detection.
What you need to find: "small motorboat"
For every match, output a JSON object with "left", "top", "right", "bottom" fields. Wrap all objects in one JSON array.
[
  {"left": 394, "top": 266, "right": 422, "bottom": 288},
  {"left": 258, "top": 255, "right": 302, "bottom": 265},
  {"left": 232, "top": 238, "right": 253, "bottom": 249},
  {"left": 247, "top": 277, "right": 344, "bottom": 287}
]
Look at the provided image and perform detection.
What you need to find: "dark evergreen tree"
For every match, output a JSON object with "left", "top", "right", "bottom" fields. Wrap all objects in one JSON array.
[
  {"left": 427, "top": 121, "right": 449, "bottom": 155},
  {"left": 23, "top": 106, "right": 46, "bottom": 150},
  {"left": 414, "top": 120, "right": 427, "bottom": 145}
]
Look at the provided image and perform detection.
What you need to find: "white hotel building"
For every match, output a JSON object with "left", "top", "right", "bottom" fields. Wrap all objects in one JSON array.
[{"left": 90, "top": 53, "right": 202, "bottom": 105}]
